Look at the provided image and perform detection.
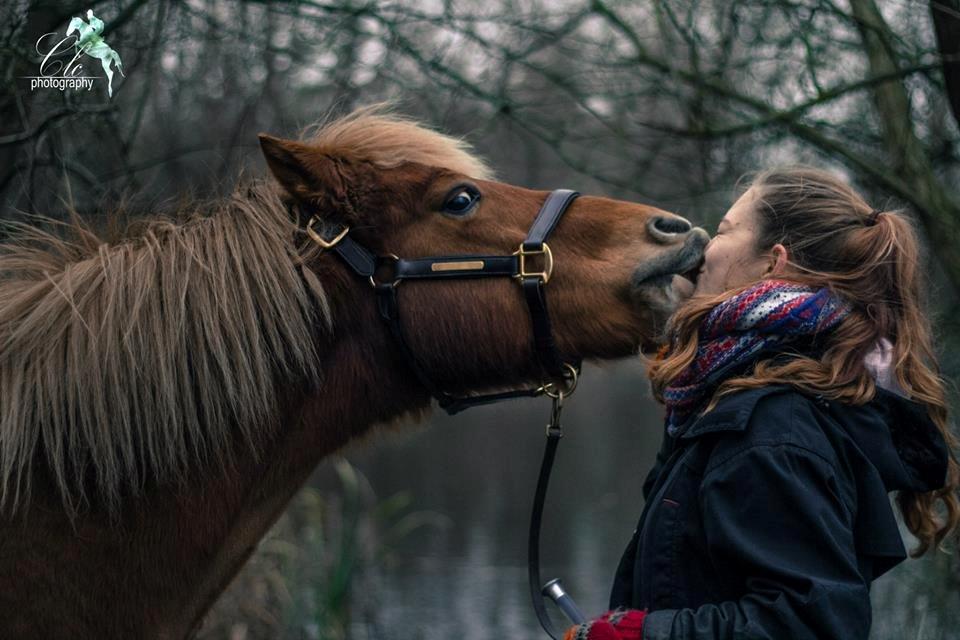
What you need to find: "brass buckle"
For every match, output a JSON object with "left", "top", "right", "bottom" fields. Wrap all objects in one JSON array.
[
  {"left": 305, "top": 216, "right": 349, "bottom": 249},
  {"left": 514, "top": 242, "right": 554, "bottom": 283}
]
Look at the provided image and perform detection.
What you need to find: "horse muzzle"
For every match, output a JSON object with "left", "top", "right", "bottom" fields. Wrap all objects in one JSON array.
[{"left": 629, "top": 227, "right": 709, "bottom": 312}]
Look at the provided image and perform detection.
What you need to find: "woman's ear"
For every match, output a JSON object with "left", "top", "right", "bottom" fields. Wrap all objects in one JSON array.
[{"left": 766, "top": 243, "right": 789, "bottom": 276}]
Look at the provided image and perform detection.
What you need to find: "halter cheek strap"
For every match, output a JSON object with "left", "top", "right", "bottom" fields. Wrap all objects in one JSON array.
[{"left": 297, "top": 189, "right": 582, "bottom": 415}]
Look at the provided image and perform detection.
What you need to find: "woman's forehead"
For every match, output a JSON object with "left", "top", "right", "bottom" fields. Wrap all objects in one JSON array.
[{"left": 723, "top": 187, "right": 759, "bottom": 227}]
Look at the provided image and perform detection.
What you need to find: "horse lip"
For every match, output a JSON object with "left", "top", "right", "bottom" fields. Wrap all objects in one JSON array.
[{"left": 631, "top": 229, "right": 708, "bottom": 290}]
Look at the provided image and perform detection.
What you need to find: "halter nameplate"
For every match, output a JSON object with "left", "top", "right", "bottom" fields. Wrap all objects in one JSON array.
[{"left": 431, "top": 260, "right": 485, "bottom": 272}]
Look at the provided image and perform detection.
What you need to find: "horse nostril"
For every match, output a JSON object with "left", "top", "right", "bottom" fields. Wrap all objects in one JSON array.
[{"left": 648, "top": 216, "right": 692, "bottom": 242}]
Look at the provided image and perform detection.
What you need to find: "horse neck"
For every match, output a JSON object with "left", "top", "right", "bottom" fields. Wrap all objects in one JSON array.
[
  {"left": 0, "top": 247, "right": 434, "bottom": 639},
  {"left": 173, "top": 261, "right": 435, "bottom": 635}
]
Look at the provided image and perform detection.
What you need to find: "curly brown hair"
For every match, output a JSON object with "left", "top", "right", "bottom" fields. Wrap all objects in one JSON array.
[{"left": 645, "top": 166, "right": 959, "bottom": 556}]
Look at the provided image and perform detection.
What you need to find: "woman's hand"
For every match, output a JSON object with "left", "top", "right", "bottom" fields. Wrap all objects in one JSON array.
[{"left": 562, "top": 608, "right": 647, "bottom": 640}]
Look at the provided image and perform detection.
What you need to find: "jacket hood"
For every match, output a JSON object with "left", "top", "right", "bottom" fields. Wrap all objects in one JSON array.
[
  {"left": 838, "top": 337, "right": 951, "bottom": 493},
  {"left": 681, "top": 337, "right": 952, "bottom": 494},
  {"left": 827, "top": 385, "right": 950, "bottom": 493}
]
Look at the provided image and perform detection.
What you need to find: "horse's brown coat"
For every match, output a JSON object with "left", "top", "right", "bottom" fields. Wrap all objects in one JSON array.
[{"left": 0, "top": 107, "right": 706, "bottom": 637}]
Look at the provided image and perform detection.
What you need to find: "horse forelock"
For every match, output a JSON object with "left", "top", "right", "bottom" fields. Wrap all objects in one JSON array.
[
  {"left": 303, "top": 103, "right": 494, "bottom": 181},
  {"left": 0, "top": 180, "right": 331, "bottom": 517}
]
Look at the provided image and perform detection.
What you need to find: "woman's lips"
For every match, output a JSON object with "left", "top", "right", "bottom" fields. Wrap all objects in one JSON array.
[{"left": 681, "top": 256, "right": 705, "bottom": 284}]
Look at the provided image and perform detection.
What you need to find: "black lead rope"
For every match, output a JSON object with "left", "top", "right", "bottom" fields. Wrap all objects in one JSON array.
[{"left": 529, "top": 393, "right": 566, "bottom": 639}]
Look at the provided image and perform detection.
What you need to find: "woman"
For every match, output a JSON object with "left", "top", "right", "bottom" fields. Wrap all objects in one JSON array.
[{"left": 564, "top": 167, "right": 959, "bottom": 640}]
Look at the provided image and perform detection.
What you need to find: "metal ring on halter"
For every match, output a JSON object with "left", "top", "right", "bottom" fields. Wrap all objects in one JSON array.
[
  {"left": 540, "top": 362, "right": 579, "bottom": 399},
  {"left": 368, "top": 254, "right": 402, "bottom": 288}
]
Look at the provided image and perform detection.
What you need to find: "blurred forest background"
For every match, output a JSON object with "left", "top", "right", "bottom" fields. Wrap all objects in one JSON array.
[{"left": 3, "top": 0, "right": 960, "bottom": 638}]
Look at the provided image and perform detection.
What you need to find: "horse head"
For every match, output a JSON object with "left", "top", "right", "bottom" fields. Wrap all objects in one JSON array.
[
  {"left": 65, "top": 16, "right": 86, "bottom": 37},
  {"left": 259, "top": 109, "right": 707, "bottom": 398}
]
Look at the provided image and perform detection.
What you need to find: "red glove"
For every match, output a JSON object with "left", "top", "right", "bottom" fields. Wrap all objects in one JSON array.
[{"left": 562, "top": 608, "right": 647, "bottom": 640}]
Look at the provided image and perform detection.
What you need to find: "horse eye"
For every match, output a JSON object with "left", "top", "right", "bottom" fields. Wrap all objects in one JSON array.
[{"left": 441, "top": 187, "right": 480, "bottom": 216}]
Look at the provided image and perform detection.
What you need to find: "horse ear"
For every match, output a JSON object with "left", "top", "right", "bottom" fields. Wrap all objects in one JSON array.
[{"left": 258, "top": 134, "right": 347, "bottom": 204}]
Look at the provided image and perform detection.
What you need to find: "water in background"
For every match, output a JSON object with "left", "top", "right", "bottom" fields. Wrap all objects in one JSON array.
[{"left": 306, "top": 359, "right": 956, "bottom": 640}]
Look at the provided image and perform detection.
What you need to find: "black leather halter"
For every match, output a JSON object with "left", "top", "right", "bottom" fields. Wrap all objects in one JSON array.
[
  {"left": 298, "top": 188, "right": 584, "bottom": 639},
  {"left": 297, "top": 189, "right": 583, "bottom": 415}
]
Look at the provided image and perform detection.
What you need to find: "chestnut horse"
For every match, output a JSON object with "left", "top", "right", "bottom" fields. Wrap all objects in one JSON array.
[{"left": 0, "top": 107, "right": 707, "bottom": 638}]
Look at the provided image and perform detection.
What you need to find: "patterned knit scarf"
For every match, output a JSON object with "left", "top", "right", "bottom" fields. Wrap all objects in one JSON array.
[{"left": 663, "top": 279, "right": 851, "bottom": 436}]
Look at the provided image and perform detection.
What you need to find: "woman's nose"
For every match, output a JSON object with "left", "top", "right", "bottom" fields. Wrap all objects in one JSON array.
[{"left": 647, "top": 215, "right": 693, "bottom": 244}]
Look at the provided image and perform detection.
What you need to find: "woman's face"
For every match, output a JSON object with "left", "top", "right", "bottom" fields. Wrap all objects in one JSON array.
[{"left": 694, "top": 186, "right": 777, "bottom": 297}]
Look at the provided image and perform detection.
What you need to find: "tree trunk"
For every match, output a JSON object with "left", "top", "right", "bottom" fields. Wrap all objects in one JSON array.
[
  {"left": 931, "top": 0, "right": 960, "bottom": 130},
  {"left": 850, "top": 0, "right": 960, "bottom": 293}
]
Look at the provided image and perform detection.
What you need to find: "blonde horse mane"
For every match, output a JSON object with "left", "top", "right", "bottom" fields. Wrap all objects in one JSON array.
[
  {"left": 303, "top": 103, "right": 493, "bottom": 180},
  {"left": 0, "top": 106, "right": 490, "bottom": 516}
]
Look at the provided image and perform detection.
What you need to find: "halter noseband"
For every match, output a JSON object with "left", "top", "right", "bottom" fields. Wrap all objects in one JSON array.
[{"left": 297, "top": 189, "right": 582, "bottom": 415}]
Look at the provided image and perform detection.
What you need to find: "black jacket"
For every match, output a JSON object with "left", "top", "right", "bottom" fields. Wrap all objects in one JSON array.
[{"left": 609, "top": 383, "right": 950, "bottom": 640}]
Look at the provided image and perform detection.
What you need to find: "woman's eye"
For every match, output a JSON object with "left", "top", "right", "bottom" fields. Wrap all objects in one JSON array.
[{"left": 442, "top": 188, "right": 480, "bottom": 215}]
